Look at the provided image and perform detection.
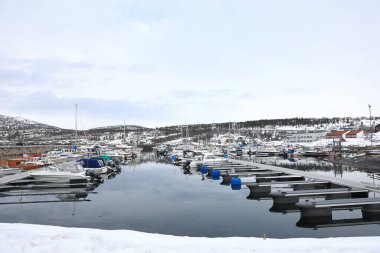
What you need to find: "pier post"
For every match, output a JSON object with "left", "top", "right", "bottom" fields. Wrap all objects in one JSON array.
[
  {"left": 362, "top": 204, "right": 380, "bottom": 221},
  {"left": 297, "top": 202, "right": 332, "bottom": 226},
  {"left": 246, "top": 185, "right": 271, "bottom": 199}
]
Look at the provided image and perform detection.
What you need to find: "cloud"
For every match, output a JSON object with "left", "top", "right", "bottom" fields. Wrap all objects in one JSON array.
[
  {"left": 0, "top": 88, "right": 172, "bottom": 128},
  {"left": 0, "top": 57, "right": 92, "bottom": 89},
  {"left": 0, "top": 0, "right": 379, "bottom": 128},
  {"left": 281, "top": 87, "right": 322, "bottom": 94}
]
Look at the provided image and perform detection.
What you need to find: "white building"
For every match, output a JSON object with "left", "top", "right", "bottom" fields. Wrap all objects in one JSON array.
[{"left": 286, "top": 131, "right": 328, "bottom": 143}]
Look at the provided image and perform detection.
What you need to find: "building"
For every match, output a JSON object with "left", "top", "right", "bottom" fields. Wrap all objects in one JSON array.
[
  {"left": 286, "top": 132, "right": 328, "bottom": 143},
  {"left": 345, "top": 130, "right": 364, "bottom": 138},
  {"left": 326, "top": 130, "right": 349, "bottom": 139}
]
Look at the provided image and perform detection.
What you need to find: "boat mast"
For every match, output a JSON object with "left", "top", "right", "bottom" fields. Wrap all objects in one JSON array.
[
  {"left": 369, "top": 104, "right": 373, "bottom": 148},
  {"left": 123, "top": 119, "right": 126, "bottom": 143},
  {"left": 75, "top": 104, "right": 78, "bottom": 148}
]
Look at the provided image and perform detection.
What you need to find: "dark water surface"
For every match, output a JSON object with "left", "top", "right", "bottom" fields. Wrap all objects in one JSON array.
[{"left": 1, "top": 156, "right": 379, "bottom": 238}]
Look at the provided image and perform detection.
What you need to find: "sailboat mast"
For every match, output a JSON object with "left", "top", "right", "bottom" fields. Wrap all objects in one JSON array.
[
  {"left": 75, "top": 104, "right": 78, "bottom": 147},
  {"left": 124, "top": 119, "right": 126, "bottom": 143}
]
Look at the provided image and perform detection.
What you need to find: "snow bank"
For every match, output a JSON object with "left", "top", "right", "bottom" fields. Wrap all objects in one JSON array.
[{"left": 1, "top": 223, "right": 379, "bottom": 253}]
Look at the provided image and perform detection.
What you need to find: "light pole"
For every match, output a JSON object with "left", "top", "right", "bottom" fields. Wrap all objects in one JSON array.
[{"left": 368, "top": 104, "right": 373, "bottom": 148}]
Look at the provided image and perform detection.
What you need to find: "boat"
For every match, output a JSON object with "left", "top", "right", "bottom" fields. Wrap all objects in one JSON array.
[
  {"left": 3, "top": 158, "right": 46, "bottom": 170},
  {"left": 366, "top": 149, "right": 380, "bottom": 155},
  {"left": 77, "top": 158, "right": 109, "bottom": 174},
  {"left": 190, "top": 152, "right": 228, "bottom": 168},
  {"left": 302, "top": 147, "right": 330, "bottom": 157},
  {"left": 30, "top": 170, "right": 90, "bottom": 183},
  {"left": 255, "top": 147, "right": 280, "bottom": 157},
  {"left": 30, "top": 162, "right": 90, "bottom": 183}
]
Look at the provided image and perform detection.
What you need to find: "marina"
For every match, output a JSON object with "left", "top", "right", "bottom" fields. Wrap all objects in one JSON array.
[
  {"left": 0, "top": 153, "right": 379, "bottom": 237},
  {"left": 1, "top": 1, "right": 380, "bottom": 251}
]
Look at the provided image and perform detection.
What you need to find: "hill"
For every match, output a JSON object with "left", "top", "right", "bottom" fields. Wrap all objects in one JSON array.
[{"left": 1, "top": 114, "right": 379, "bottom": 145}]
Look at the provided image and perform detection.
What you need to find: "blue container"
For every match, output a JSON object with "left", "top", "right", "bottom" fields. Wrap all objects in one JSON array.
[
  {"left": 223, "top": 154, "right": 229, "bottom": 158},
  {"left": 231, "top": 184, "right": 241, "bottom": 190},
  {"left": 171, "top": 155, "right": 177, "bottom": 161},
  {"left": 201, "top": 165, "right": 208, "bottom": 174},
  {"left": 211, "top": 169, "right": 221, "bottom": 180},
  {"left": 231, "top": 177, "right": 242, "bottom": 190}
]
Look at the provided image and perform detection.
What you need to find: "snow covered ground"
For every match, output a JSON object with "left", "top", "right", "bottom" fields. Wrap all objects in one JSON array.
[{"left": 1, "top": 223, "right": 380, "bottom": 253}]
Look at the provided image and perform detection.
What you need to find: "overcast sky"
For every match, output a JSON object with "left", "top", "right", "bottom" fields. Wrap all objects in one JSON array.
[{"left": 0, "top": 0, "right": 379, "bottom": 129}]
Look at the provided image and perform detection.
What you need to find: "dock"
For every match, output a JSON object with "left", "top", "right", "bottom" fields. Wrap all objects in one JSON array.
[
  {"left": 0, "top": 171, "right": 33, "bottom": 185},
  {"left": 197, "top": 159, "right": 380, "bottom": 226},
  {"left": 230, "top": 159, "right": 380, "bottom": 193}
]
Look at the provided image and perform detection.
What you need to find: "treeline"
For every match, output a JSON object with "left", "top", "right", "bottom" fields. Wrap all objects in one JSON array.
[
  {"left": 157, "top": 117, "right": 380, "bottom": 137},
  {"left": 238, "top": 117, "right": 334, "bottom": 128}
]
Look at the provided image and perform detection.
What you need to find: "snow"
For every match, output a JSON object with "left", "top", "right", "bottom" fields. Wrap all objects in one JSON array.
[
  {"left": 1, "top": 223, "right": 380, "bottom": 253},
  {"left": 373, "top": 132, "right": 380, "bottom": 141}
]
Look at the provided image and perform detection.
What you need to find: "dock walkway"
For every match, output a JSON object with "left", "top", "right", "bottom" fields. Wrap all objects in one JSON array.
[
  {"left": 230, "top": 159, "right": 380, "bottom": 193},
  {"left": 0, "top": 171, "right": 33, "bottom": 185}
]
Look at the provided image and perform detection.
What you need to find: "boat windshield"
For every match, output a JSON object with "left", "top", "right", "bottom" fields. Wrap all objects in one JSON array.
[{"left": 56, "top": 161, "right": 84, "bottom": 171}]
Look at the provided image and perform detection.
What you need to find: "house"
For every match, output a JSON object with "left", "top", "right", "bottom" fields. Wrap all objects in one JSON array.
[
  {"left": 326, "top": 130, "right": 349, "bottom": 139},
  {"left": 345, "top": 130, "right": 364, "bottom": 138}
]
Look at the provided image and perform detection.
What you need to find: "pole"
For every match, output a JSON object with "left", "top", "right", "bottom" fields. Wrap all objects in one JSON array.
[
  {"left": 369, "top": 104, "right": 372, "bottom": 147},
  {"left": 75, "top": 104, "right": 78, "bottom": 147},
  {"left": 124, "top": 119, "right": 126, "bottom": 143}
]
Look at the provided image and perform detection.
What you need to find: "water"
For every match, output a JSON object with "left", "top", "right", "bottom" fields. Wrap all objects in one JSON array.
[{"left": 0, "top": 155, "right": 380, "bottom": 238}]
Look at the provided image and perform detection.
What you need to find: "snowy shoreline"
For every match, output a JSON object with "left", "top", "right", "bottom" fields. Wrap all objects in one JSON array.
[{"left": 1, "top": 223, "right": 379, "bottom": 253}]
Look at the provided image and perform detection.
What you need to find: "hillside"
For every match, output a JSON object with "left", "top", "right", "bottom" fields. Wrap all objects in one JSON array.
[
  {"left": 156, "top": 117, "right": 380, "bottom": 138},
  {"left": 1, "top": 114, "right": 379, "bottom": 145},
  {"left": 0, "top": 114, "right": 151, "bottom": 145},
  {"left": 0, "top": 115, "right": 73, "bottom": 144}
]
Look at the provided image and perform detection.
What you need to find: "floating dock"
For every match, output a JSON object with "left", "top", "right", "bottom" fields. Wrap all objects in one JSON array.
[
  {"left": 198, "top": 159, "right": 380, "bottom": 226},
  {"left": 229, "top": 159, "right": 380, "bottom": 192}
]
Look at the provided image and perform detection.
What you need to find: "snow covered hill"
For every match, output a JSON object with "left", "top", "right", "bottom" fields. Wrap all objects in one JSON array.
[
  {"left": 0, "top": 114, "right": 72, "bottom": 144},
  {"left": 1, "top": 114, "right": 379, "bottom": 144}
]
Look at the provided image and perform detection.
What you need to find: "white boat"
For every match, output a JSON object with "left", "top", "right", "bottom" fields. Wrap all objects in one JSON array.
[
  {"left": 190, "top": 152, "right": 228, "bottom": 168},
  {"left": 255, "top": 147, "right": 280, "bottom": 157},
  {"left": 366, "top": 149, "right": 380, "bottom": 155},
  {"left": 31, "top": 170, "right": 90, "bottom": 183},
  {"left": 30, "top": 162, "right": 90, "bottom": 183}
]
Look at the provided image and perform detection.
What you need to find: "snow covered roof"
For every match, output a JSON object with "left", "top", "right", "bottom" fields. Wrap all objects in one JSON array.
[
  {"left": 346, "top": 130, "right": 363, "bottom": 136},
  {"left": 327, "top": 130, "right": 349, "bottom": 137}
]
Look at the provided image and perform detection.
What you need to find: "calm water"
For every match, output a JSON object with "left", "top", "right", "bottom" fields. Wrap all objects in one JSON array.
[{"left": 0, "top": 155, "right": 380, "bottom": 238}]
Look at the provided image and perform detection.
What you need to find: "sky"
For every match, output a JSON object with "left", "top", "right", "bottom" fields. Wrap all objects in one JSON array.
[{"left": 0, "top": 0, "right": 379, "bottom": 129}]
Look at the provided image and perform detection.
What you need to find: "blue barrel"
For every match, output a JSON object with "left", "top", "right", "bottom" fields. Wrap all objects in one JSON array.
[
  {"left": 211, "top": 169, "right": 221, "bottom": 180},
  {"left": 223, "top": 154, "right": 229, "bottom": 158},
  {"left": 231, "top": 177, "right": 242, "bottom": 190},
  {"left": 171, "top": 155, "right": 177, "bottom": 161},
  {"left": 201, "top": 164, "right": 208, "bottom": 174}
]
